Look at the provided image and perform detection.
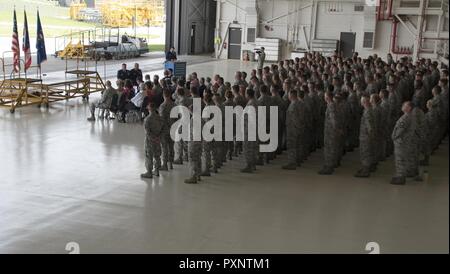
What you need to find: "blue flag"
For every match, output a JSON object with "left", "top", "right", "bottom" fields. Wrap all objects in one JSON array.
[{"left": 36, "top": 10, "right": 47, "bottom": 65}]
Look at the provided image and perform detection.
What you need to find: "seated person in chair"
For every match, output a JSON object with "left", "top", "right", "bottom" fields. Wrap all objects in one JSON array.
[
  {"left": 87, "top": 80, "right": 117, "bottom": 121},
  {"left": 117, "top": 79, "right": 136, "bottom": 122},
  {"left": 132, "top": 82, "right": 152, "bottom": 119}
]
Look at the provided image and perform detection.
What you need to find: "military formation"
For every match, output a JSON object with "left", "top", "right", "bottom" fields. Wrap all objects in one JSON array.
[{"left": 103, "top": 52, "right": 449, "bottom": 185}]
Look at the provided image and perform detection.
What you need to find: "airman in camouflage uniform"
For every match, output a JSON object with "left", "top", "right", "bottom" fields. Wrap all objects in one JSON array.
[
  {"left": 391, "top": 101, "right": 415, "bottom": 185},
  {"left": 213, "top": 93, "right": 227, "bottom": 167},
  {"left": 173, "top": 88, "right": 192, "bottom": 165},
  {"left": 412, "top": 80, "right": 427, "bottom": 111},
  {"left": 201, "top": 93, "right": 218, "bottom": 176},
  {"left": 308, "top": 82, "right": 321, "bottom": 151},
  {"left": 370, "top": 94, "right": 383, "bottom": 167},
  {"left": 379, "top": 89, "right": 391, "bottom": 159},
  {"left": 141, "top": 102, "right": 163, "bottom": 179},
  {"left": 423, "top": 100, "right": 438, "bottom": 166},
  {"left": 185, "top": 108, "right": 203, "bottom": 184},
  {"left": 233, "top": 85, "right": 247, "bottom": 156},
  {"left": 223, "top": 90, "right": 236, "bottom": 161},
  {"left": 355, "top": 95, "right": 375, "bottom": 178},
  {"left": 257, "top": 85, "right": 273, "bottom": 165},
  {"left": 319, "top": 91, "right": 340, "bottom": 175},
  {"left": 347, "top": 84, "right": 362, "bottom": 151},
  {"left": 282, "top": 90, "right": 305, "bottom": 170},
  {"left": 300, "top": 85, "right": 314, "bottom": 158},
  {"left": 270, "top": 85, "right": 286, "bottom": 155},
  {"left": 409, "top": 106, "right": 426, "bottom": 180},
  {"left": 241, "top": 89, "right": 258, "bottom": 173},
  {"left": 159, "top": 89, "right": 176, "bottom": 171}
]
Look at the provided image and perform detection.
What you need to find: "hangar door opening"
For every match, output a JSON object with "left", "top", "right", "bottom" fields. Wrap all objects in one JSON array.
[{"left": 166, "top": 0, "right": 217, "bottom": 55}]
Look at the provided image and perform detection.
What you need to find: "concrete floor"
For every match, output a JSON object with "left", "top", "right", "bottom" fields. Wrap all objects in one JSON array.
[{"left": 0, "top": 58, "right": 448, "bottom": 254}]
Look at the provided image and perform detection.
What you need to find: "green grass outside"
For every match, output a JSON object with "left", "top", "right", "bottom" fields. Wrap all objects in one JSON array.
[
  {"left": 149, "top": 44, "right": 165, "bottom": 52},
  {"left": 0, "top": 0, "right": 98, "bottom": 37},
  {"left": 0, "top": 0, "right": 164, "bottom": 40}
]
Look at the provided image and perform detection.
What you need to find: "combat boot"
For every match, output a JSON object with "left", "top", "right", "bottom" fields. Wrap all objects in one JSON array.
[
  {"left": 318, "top": 166, "right": 334, "bottom": 175},
  {"left": 282, "top": 163, "right": 297, "bottom": 170},
  {"left": 160, "top": 164, "right": 169, "bottom": 171},
  {"left": 140, "top": 172, "right": 153, "bottom": 179},
  {"left": 153, "top": 169, "right": 160, "bottom": 177},
  {"left": 390, "top": 176, "right": 406, "bottom": 185},
  {"left": 184, "top": 176, "right": 198, "bottom": 184},
  {"left": 169, "top": 162, "right": 174, "bottom": 170},
  {"left": 87, "top": 116, "right": 96, "bottom": 122},
  {"left": 173, "top": 158, "right": 183, "bottom": 165},
  {"left": 240, "top": 166, "right": 253, "bottom": 173},
  {"left": 201, "top": 171, "right": 211, "bottom": 177}
]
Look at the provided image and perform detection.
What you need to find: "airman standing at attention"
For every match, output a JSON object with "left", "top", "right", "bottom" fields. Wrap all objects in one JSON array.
[{"left": 141, "top": 102, "right": 163, "bottom": 179}]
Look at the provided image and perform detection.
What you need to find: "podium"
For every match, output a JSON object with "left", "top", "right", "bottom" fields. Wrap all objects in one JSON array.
[{"left": 164, "top": 61, "right": 186, "bottom": 77}]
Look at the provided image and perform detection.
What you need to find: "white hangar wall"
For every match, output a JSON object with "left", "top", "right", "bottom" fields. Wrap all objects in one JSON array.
[{"left": 214, "top": 0, "right": 449, "bottom": 62}]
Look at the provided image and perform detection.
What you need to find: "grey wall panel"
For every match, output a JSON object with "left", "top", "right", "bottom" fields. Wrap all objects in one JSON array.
[
  {"left": 166, "top": 0, "right": 216, "bottom": 55},
  {"left": 179, "top": 0, "right": 216, "bottom": 55},
  {"left": 165, "top": 0, "right": 174, "bottom": 52}
]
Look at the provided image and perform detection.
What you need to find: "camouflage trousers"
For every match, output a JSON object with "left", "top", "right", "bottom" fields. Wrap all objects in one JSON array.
[
  {"left": 234, "top": 141, "right": 243, "bottom": 156},
  {"left": 359, "top": 137, "right": 374, "bottom": 167},
  {"left": 145, "top": 138, "right": 161, "bottom": 173},
  {"left": 243, "top": 140, "right": 257, "bottom": 168},
  {"left": 188, "top": 141, "right": 202, "bottom": 178},
  {"left": 323, "top": 137, "right": 339, "bottom": 168},
  {"left": 202, "top": 141, "right": 219, "bottom": 172},
  {"left": 394, "top": 142, "right": 413, "bottom": 177},
  {"left": 176, "top": 140, "right": 189, "bottom": 161},
  {"left": 161, "top": 132, "right": 175, "bottom": 165},
  {"left": 286, "top": 129, "right": 303, "bottom": 164},
  {"left": 226, "top": 140, "right": 234, "bottom": 158}
]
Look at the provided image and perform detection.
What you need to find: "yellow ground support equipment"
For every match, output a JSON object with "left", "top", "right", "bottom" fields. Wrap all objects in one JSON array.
[
  {"left": 99, "top": 0, "right": 165, "bottom": 27},
  {"left": 57, "top": 41, "right": 92, "bottom": 59},
  {"left": 69, "top": 0, "right": 88, "bottom": 20}
]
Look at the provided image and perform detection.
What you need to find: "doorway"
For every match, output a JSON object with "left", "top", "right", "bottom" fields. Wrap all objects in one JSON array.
[
  {"left": 228, "top": 27, "right": 242, "bottom": 60},
  {"left": 339, "top": 32, "right": 356, "bottom": 58}
]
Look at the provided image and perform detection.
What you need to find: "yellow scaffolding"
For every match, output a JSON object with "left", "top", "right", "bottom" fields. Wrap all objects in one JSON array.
[
  {"left": 69, "top": 0, "right": 88, "bottom": 20},
  {"left": 98, "top": 0, "right": 165, "bottom": 28},
  {"left": 0, "top": 52, "right": 105, "bottom": 113}
]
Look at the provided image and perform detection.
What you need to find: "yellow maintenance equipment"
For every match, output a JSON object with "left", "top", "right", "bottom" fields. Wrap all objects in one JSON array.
[
  {"left": 57, "top": 41, "right": 91, "bottom": 59},
  {"left": 69, "top": 0, "right": 87, "bottom": 20},
  {"left": 99, "top": 0, "right": 165, "bottom": 27}
]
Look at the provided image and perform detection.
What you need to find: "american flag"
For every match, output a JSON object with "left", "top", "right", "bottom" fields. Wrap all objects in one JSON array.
[
  {"left": 11, "top": 9, "right": 20, "bottom": 73},
  {"left": 22, "top": 11, "right": 32, "bottom": 71}
]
